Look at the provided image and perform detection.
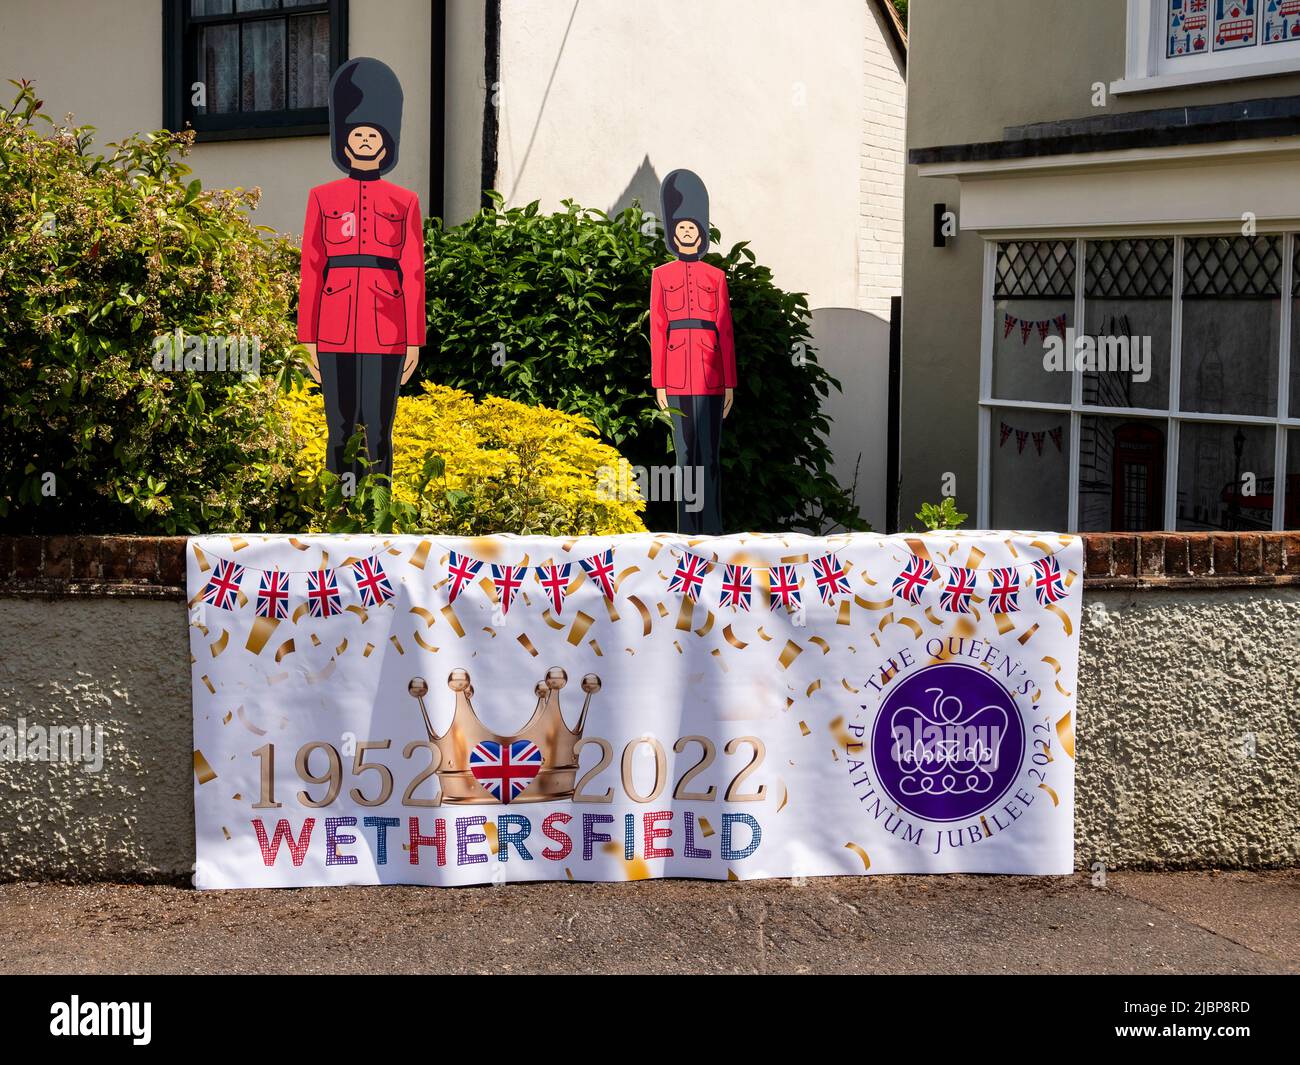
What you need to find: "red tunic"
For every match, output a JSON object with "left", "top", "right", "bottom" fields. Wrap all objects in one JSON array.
[
  {"left": 649, "top": 259, "right": 736, "bottom": 396},
  {"left": 297, "top": 176, "right": 426, "bottom": 354}
]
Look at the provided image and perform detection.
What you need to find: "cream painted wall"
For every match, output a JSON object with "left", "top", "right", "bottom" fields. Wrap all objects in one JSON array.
[{"left": 0, "top": 0, "right": 438, "bottom": 236}]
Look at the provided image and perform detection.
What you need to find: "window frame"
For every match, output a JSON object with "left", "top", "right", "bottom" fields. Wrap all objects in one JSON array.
[
  {"left": 162, "top": 0, "right": 349, "bottom": 142},
  {"left": 1115, "top": 0, "right": 1300, "bottom": 94},
  {"left": 977, "top": 232, "right": 1299, "bottom": 532}
]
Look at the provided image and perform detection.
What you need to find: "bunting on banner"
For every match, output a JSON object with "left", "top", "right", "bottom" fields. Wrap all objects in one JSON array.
[
  {"left": 491, "top": 563, "right": 527, "bottom": 614},
  {"left": 535, "top": 563, "right": 572, "bottom": 614},
  {"left": 255, "top": 568, "right": 289, "bottom": 620},
  {"left": 719, "top": 563, "right": 753, "bottom": 611},
  {"left": 446, "top": 551, "right": 482, "bottom": 604},
  {"left": 201, "top": 558, "right": 244, "bottom": 610},
  {"left": 668, "top": 553, "right": 712, "bottom": 601},
  {"left": 768, "top": 564, "right": 802, "bottom": 612},
  {"left": 352, "top": 556, "right": 395, "bottom": 607},
  {"left": 578, "top": 548, "right": 618, "bottom": 600},
  {"left": 811, "top": 553, "right": 851, "bottom": 605}
]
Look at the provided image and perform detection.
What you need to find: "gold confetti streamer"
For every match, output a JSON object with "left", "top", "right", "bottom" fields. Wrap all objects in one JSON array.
[
  {"left": 229, "top": 536, "right": 249, "bottom": 551},
  {"left": 310, "top": 633, "right": 321, "bottom": 647},
  {"left": 193, "top": 750, "right": 217, "bottom": 785},
  {"left": 844, "top": 842, "right": 871, "bottom": 871},
  {"left": 1057, "top": 712, "right": 1075, "bottom": 759},
  {"left": 542, "top": 609, "right": 566, "bottom": 631},
  {"left": 292, "top": 602, "right": 311, "bottom": 623},
  {"left": 335, "top": 638, "right": 348, "bottom": 655},
  {"left": 517, "top": 633, "right": 539, "bottom": 657},
  {"left": 925, "top": 607, "right": 943, "bottom": 626},
  {"left": 236, "top": 705, "right": 266, "bottom": 736},
  {"left": 409, "top": 606, "right": 437, "bottom": 628},
  {"left": 778, "top": 640, "right": 803, "bottom": 669},
  {"left": 390, "top": 635, "right": 405, "bottom": 655},
  {"left": 222, "top": 710, "right": 232, "bottom": 725},
  {"left": 1018, "top": 623, "right": 1040, "bottom": 645},
  {"left": 440, "top": 605, "right": 465, "bottom": 637},
  {"left": 306, "top": 659, "right": 337, "bottom": 684},
  {"left": 222, "top": 826, "right": 232, "bottom": 840},
  {"left": 346, "top": 604, "right": 368, "bottom": 624},
  {"left": 288, "top": 537, "right": 310, "bottom": 551},
  {"left": 613, "top": 565, "right": 639, "bottom": 592},
  {"left": 896, "top": 617, "right": 924, "bottom": 638},
  {"left": 362, "top": 643, "right": 376, "bottom": 658},
  {"left": 904, "top": 538, "right": 933, "bottom": 562},
  {"left": 798, "top": 721, "right": 811, "bottom": 736},
  {"left": 757, "top": 626, "right": 773, "bottom": 642},
  {"left": 200, "top": 675, "right": 215, "bottom": 694},
  {"left": 780, "top": 552, "right": 810, "bottom": 565},
  {"left": 1038, "top": 782, "right": 1060, "bottom": 807},
  {"left": 588, "top": 638, "right": 603, "bottom": 656},
  {"left": 1045, "top": 602, "right": 1073, "bottom": 636},
  {"left": 727, "top": 869, "right": 739, "bottom": 881},
  {"left": 482, "top": 626, "right": 497, "bottom": 638},
  {"left": 710, "top": 648, "right": 728, "bottom": 671},
  {"left": 603, "top": 596, "right": 621, "bottom": 623},
  {"left": 809, "top": 636, "right": 830, "bottom": 654},
  {"left": 656, "top": 601, "right": 669, "bottom": 618},
  {"left": 602, "top": 841, "right": 650, "bottom": 881},
  {"left": 723, "top": 625, "right": 748, "bottom": 649},
  {"left": 627, "top": 596, "right": 653, "bottom": 636},
  {"left": 841, "top": 678, "right": 860, "bottom": 693},
  {"left": 675, "top": 597, "right": 695, "bottom": 632},
  {"left": 273, "top": 639, "right": 295, "bottom": 663},
  {"left": 245, "top": 616, "right": 279, "bottom": 655},
  {"left": 995, "top": 613, "right": 1016, "bottom": 635},
  {"left": 467, "top": 537, "right": 503, "bottom": 561},
  {"left": 777, "top": 782, "right": 788, "bottom": 813},
  {"left": 699, "top": 817, "right": 715, "bottom": 838},
  {"left": 193, "top": 545, "right": 211, "bottom": 573},
  {"left": 413, "top": 632, "right": 438, "bottom": 653},
  {"left": 408, "top": 540, "right": 432, "bottom": 569},
  {"left": 647, "top": 541, "right": 664, "bottom": 560},
  {"left": 855, "top": 595, "right": 893, "bottom": 611},
  {"left": 478, "top": 576, "right": 498, "bottom": 602},
  {"left": 965, "top": 546, "right": 986, "bottom": 570},
  {"left": 483, "top": 822, "right": 499, "bottom": 856},
  {"left": 561, "top": 538, "right": 578, "bottom": 553},
  {"left": 209, "top": 629, "right": 230, "bottom": 657},
  {"left": 694, "top": 610, "right": 715, "bottom": 638},
  {"left": 567, "top": 611, "right": 595, "bottom": 646},
  {"left": 837, "top": 600, "right": 852, "bottom": 626},
  {"left": 673, "top": 640, "right": 683, "bottom": 654}
]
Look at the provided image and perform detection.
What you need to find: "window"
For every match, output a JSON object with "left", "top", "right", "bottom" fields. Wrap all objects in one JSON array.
[
  {"left": 979, "top": 235, "right": 1298, "bottom": 532},
  {"left": 163, "top": 0, "right": 348, "bottom": 141},
  {"left": 1117, "top": 0, "right": 1300, "bottom": 92}
]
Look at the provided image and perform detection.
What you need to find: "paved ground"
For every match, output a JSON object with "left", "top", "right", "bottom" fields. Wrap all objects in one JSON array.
[{"left": 1, "top": 870, "right": 1295, "bottom": 974}]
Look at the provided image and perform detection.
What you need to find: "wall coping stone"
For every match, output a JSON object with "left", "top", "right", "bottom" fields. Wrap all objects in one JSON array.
[{"left": 1, "top": 533, "right": 1298, "bottom": 598}]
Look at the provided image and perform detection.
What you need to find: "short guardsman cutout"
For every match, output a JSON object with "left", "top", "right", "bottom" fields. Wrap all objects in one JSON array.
[
  {"left": 297, "top": 57, "right": 426, "bottom": 480},
  {"left": 650, "top": 169, "right": 736, "bottom": 536}
]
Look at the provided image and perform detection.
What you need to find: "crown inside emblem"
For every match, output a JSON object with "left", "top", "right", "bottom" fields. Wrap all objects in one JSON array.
[{"left": 408, "top": 667, "right": 600, "bottom": 805}]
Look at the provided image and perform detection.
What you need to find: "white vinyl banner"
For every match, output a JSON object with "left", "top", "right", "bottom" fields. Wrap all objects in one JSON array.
[{"left": 188, "top": 532, "right": 1081, "bottom": 888}]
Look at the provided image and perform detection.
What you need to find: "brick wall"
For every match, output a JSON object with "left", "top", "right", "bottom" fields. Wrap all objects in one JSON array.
[
  {"left": 860, "top": 1, "right": 906, "bottom": 319},
  {"left": 3, "top": 534, "right": 1299, "bottom": 596}
]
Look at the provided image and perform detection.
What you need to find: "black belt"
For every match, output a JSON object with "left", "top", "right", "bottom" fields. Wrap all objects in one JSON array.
[
  {"left": 326, "top": 254, "right": 401, "bottom": 276},
  {"left": 667, "top": 318, "right": 718, "bottom": 333}
]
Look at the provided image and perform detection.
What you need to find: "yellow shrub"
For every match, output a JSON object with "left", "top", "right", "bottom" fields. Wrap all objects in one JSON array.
[{"left": 281, "top": 381, "right": 646, "bottom": 535}]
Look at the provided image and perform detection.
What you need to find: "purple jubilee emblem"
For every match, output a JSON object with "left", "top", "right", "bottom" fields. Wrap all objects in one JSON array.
[{"left": 871, "top": 662, "right": 1024, "bottom": 823}]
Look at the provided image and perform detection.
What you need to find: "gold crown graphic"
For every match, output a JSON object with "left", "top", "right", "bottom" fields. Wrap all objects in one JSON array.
[{"left": 407, "top": 667, "right": 601, "bottom": 804}]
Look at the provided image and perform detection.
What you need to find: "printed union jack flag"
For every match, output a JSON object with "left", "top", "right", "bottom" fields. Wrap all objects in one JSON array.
[
  {"left": 352, "top": 556, "right": 394, "bottom": 607},
  {"left": 578, "top": 548, "right": 617, "bottom": 600},
  {"left": 892, "top": 555, "right": 935, "bottom": 605},
  {"left": 811, "top": 552, "right": 851, "bottom": 604},
  {"left": 989, "top": 566, "right": 1021, "bottom": 615},
  {"left": 768, "top": 564, "right": 802, "bottom": 611},
  {"left": 469, "top": 739, "right": 543, "bottom": 803},
  {"left": 719, "top": 564, "right": 752, "bottom": 611},
  {"left": 535, "top": 562, "right": 573, "bottom": 614},
  {"left": 491, "top": 563, "right": 527, "bottom": 614},
  {"left": 255, "top": 568, "right": 290, "bottom": 620},
  {"left": 1033, "top": 556, "right": 1067, "bottom": 605},
  {"left": 201, "top": 558, "right": 244, "bottom": 611},
  {"left": 446, "top": 551, "right": 483, "bottom": 604},
  {"left": 668, "top": 553, "right": 712, "bottom": 601},
  {"left": 940, "top": 567, "right": 977, "bottom": 614},
  {"left": 306, "top": 566, "right": 341, "bottom": 619}
]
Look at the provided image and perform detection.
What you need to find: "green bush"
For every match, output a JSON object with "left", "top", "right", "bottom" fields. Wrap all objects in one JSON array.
[
  {"left": 0, "top": 81, "right": 302, "bottom": 534},
  {"left": 422, "top": 196, "right": 864, "bottom": 533}
]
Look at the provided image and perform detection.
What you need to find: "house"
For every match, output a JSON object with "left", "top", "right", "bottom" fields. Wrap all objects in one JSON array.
[
  {"left": 0, "top": 0, "right": 907, "bottom": 530},
  {"left": 904, "top": 0, "right": 1300, "bottom": 533}
]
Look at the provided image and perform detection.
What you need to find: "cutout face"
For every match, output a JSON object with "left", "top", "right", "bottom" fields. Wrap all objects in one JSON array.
[
  {"left": 345, "top": 125, "right": 387, "bottom": 165},
  {"left": 673, "top": 219, "right": 701, "bottom": 254}
]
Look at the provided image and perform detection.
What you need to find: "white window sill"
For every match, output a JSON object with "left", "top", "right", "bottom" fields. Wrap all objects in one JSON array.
[{"left": 1112, "top": 56, "right": 1300, "bottom": 95}]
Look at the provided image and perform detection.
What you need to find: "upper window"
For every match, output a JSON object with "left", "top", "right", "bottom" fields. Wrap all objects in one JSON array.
[
  {"left": 1118, "top": 0, "right": 1300, "bottom": 91},
  {"left": 163, "top": 0, "right": 349, "bottom": 141}
]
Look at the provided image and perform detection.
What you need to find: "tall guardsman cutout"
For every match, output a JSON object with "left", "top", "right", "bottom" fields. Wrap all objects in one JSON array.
[
  {"left": 298, "top": 57, "right": 426, "bottom": 480},
  {"left": 651, "top": 170, "right": 736, "bottom": 535}
]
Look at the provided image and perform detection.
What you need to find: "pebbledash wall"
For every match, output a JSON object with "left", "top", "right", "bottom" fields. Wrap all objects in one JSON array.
[{"left": 0, "top": 533, "right": 1297, "bottom": 882}]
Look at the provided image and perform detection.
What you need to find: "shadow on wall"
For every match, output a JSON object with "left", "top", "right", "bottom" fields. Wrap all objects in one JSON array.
[
  {"left": 609, "top": 155, "right": 662, "bottom": 219},
  {"left": 809, "top": 307, "right": 891, "bottom": 531}
]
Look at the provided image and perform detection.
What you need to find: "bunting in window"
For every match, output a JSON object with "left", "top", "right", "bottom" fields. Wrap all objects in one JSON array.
[
  {"left": 255, "top": 568, "right": 290, "bottom": 620},
  {"left": 667, "top": 552, "right": 712, "bottom": 602},
  {"left": 200, "top": 558, "right": 245, "bottom": 611},
  {"left": 1033, "top": 556, "right": 1068, "bottom": 605},
  {"left": 491, "top": 563, "right": 527, "bottom": 615},
  {"left": 892, "top": 555, "right": 936, "bottom": 605},
  {"left": 768, "top": 564, "right": 802, "bottom": 612},
  {"left": 446, "top": 551, "right": 482, "bottom": 604},
  {"left": 578, "top": 548, "right": 618, "bottom": 600},
  {"left": 352, "top": 556, "right": 394, "bottom": 607},
  {"left": 718, "top": 563, "right": 753, "bottom": 611},
  {"left": 811, "top": 552, "right": 851, "bottom": 605},
  {"left": 535, "top": 563, "right": 573, "bottom": 614},
  {"left": 940, "top": 567, "right": 977, "bottom": 614},
  {"left": 306, "top": 567, "right": 342, "bottom": 619}
]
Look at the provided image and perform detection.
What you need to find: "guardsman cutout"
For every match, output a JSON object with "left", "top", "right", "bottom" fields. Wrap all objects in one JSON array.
[
  {"left": 650, "top": 169, "right": 735, "bottom": 535},
  {"left": 298, "top": 57, "right": 425, "bottom": 480}
]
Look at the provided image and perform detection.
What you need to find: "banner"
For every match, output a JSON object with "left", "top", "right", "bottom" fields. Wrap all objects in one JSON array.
[{"left": 188, "top": 532, "right": 1081, "bottom": 888}]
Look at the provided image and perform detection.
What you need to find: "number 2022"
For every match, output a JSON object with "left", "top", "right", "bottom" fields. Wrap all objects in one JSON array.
[{"left": 249, "top": 734, "right": 768, "bottom": 809}]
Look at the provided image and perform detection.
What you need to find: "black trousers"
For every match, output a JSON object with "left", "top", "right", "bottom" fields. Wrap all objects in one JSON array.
[
  {"left": 667, "top": 393, "right": 723, "bottom": 535},
  {"left": 318, "top": 353, "right": 404, "bottom": 481}
]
